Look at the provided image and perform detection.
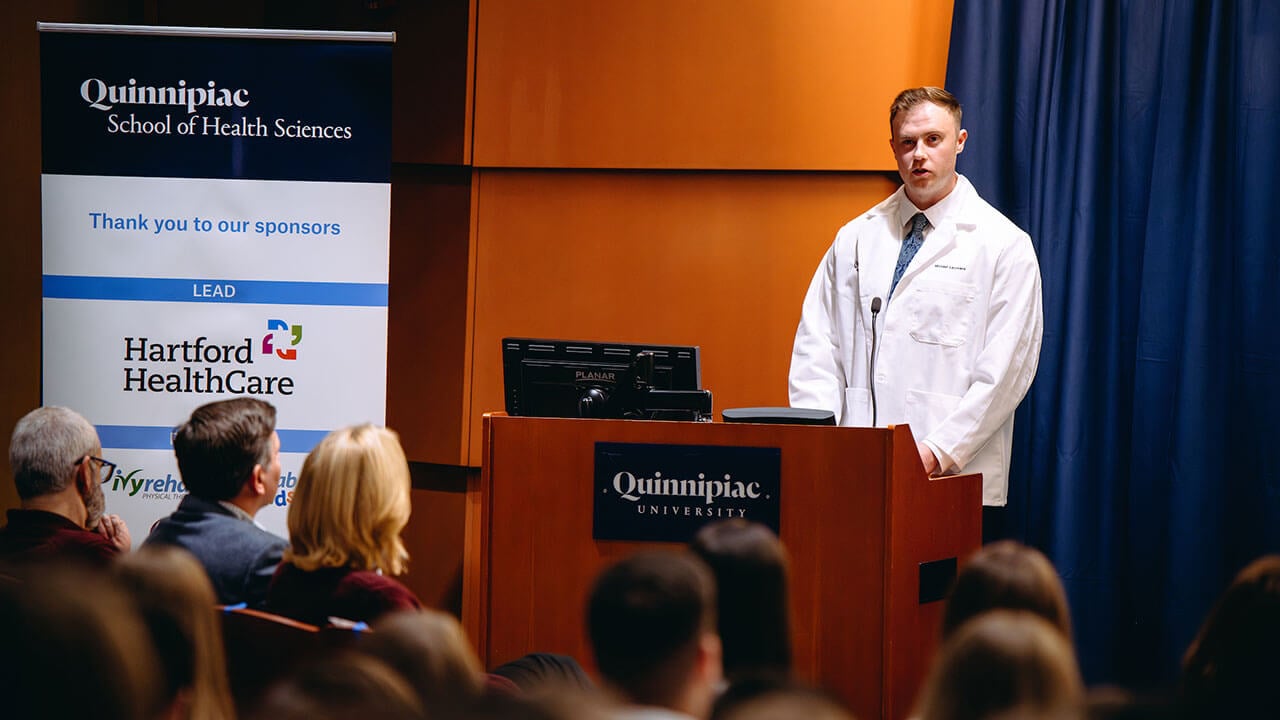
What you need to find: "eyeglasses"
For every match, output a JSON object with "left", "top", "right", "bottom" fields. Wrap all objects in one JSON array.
[{"left": 77, "top": 455, "right": 117, "bottom": 485}]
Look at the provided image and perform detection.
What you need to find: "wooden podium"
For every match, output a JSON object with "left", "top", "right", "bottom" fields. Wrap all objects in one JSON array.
[{"left": 462, "top": 413, "right": 981, "bottom": 720}]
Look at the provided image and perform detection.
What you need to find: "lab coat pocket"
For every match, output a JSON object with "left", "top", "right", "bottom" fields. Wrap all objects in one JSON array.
[
  {"left": 843, "top": 387, "right": 872, "bottom": 427},
  {"left": 903, "top": 388, "right": 962, "bottom": 439},
  {"left": 907, "top": 280, "right": 978, "bottom": 347}
]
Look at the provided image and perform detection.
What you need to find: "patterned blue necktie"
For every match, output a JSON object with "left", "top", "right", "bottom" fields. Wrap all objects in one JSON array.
[{"left": 889, "top": 212, "right": 929, "bottom": 300}]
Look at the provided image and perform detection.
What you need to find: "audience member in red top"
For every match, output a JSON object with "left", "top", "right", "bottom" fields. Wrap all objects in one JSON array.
[
  {"left": 266, "top": 424, "right": 421, "bottom": 625},
  {"left": 0, "top": 406, "right": 129, "bottom": 569}
]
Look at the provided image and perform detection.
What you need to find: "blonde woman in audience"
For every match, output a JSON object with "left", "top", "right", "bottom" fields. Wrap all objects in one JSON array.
[
  {"left": 266, "top": 424, "right": 422, "bottom": 625},
  {"left": 913, "top": 610, "right": 1083, "bottom": 720},
  {"left": 115, "top": 544, "right": 235, "bottom": 720},
  {"left": 361, "top": 608, "right": 486, "bottom": 716},
  {"left": 942, "top": 540, "right": 1072, "bottom": 641}
]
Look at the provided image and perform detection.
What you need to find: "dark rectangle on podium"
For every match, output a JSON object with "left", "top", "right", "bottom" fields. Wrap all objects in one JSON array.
[{"left": 593, "top": 441, "right": 780, "bottom": 542}]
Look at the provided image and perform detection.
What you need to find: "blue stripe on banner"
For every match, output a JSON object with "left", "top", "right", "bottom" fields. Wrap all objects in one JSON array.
[
  {"left": 44, "top": 275, "right": 388, "bottom": 307},
  {"left": 98, "top": 425, "right": 329, "bottom": 454},
  {"left": 97, "top": 425, "right": 176, "bottom": 450},
  {"left": 277, "top": 429, "right": 331, "bottom": 454}
]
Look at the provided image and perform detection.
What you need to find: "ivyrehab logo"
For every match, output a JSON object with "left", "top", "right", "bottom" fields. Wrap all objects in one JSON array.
[{"left": 107, "top": 467, "right": 187, "bottom": 500}]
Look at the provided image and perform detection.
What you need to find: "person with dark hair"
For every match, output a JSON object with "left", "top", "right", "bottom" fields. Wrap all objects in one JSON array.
[
  {"left": 586, "top": 550, "right": 722, "bottom": 720},
  {"left": 463, "top": 691, "right": 612, "bottom": 720},
  {"left": 912, "top": 610, "right": 1083, "bottom": 720},
  {"left": 942, "top": 540, "right": 1072, "bottom": 641},
  {"left": 248, "top": 651, "right": 424, "bottom": 720},
  {"left": 1179, "top": 554, "right": 1280, "bottom": 719},
  {"left": 360, "top": 609, "right": 486, "bottom": 717},
  {"left": 712, "top": 681, "right": 856, "bottom": 720},
  {"left": 145, "top": 397, "right": 288, "bottom": 608},
  {"left": 490, "top": 652, "right": 595, "bottom": 696},
  {"left": 1084, "top": 686, "right": 1178, "bottom": 720},
  {"left": 116, "top": 544, "right": 236, "bottom": 720},
  {"left": 790, "top": 86, "right": 1043, "bottom": 514},
  {"left": 1, "top": 406, "right": 129, "bottom": 568},
  {"left": 690, "top": 519, "right": 792, "bottom": 682},
  {"left": 0, "top": 564, "right": 165, "bottom": 720}
]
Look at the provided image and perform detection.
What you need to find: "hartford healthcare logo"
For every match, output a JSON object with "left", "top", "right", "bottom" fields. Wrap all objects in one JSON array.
[
  {"left": 262, "top": 319, "right": 302, "bottom": 360},
  {"left": 120, "top": 318, "right": 303, "bottom": 397}
]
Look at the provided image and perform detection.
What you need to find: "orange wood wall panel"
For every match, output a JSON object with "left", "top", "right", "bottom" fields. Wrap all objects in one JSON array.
[
  {"left": 400, "top": 480, "right": 468, "bottom": 612},
  {"left": 387, "top": 166, "right": 477, "bottom": 465},
  {"left": 465, "top": 169, "right": 899, "bottom": 466},
  {"left": 472, "top": 0, "right": 954, "bottom": 170}
]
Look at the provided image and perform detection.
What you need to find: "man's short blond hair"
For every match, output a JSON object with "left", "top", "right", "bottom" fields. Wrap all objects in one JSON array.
[
  {"left": 285, "top": 424, "right": 411, "bottom": 575},
  {"left": 889, "top": 86, "right": 963, "bottom": 131}
]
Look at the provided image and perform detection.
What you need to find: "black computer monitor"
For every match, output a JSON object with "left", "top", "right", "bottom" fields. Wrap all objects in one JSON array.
[{"left": 502, "top": 337, "right": 712, "bottom": 421}]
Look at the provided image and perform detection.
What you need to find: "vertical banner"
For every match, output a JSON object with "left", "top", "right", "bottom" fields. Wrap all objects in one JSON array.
[{"left": 38, "top": 24, "right": 394, "bottom": 539}]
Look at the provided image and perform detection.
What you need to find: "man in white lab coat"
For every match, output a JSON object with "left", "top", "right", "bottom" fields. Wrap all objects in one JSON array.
[{"left": 789, "top": 87, "right": 1043, "bottom": 507}]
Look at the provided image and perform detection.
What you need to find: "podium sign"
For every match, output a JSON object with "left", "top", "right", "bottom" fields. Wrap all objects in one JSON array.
[{"left": 593, "top": 441, "right": 781, "bottom": 542}]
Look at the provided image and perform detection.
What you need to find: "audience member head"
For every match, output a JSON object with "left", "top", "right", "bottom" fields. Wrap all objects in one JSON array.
[
  {"left": 0, "top": 565, "right": 164, "bottom": 720},
  {"left": 174, "top": 398, "right": 280, "bottom": 512},
  {"left": 286, "top": 424, "right": 412, "bottom": 574},
  {"left": 491, "top": 652, "right": 595, "bottom": 696},
  {"left": 943, "top": 540, "right": 1072, "bottom": 641},
  {"left": 361, "top": 608, "right": 485, "bottom": 715},
  {"left": 1084, "top": 686, "right": 1178, "bottom": 720},
  {"left": 587, "top": 550, "right": 721, "bottom": 718},
  {"left": 1179, "top": 554, "right": 1280, "bottom": 718},
  {"left": 913, "top": 610, "right": 1083, "bottom": 720},
  {"left": 115, "top": 544, "right": 235, "bottom": 720},
  {"left": 462, "top": 691, "right": 611, "bottom": 720},
  {"left": 248, "top": 651, "right": 423, "bottom": 720},
  {"left": 690, "top": 519, "right": 792, "bottom": 680},
  {"left": 9, "top": 405, "right": 110, "bottom": 527},
  {"left": 713, "top": 681, "right": 856, "bottom": 720}
]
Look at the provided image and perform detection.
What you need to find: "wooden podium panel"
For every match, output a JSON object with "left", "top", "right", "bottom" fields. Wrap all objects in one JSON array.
[{"left": 463, "top": 414, "right": 980, "bottom": 720}]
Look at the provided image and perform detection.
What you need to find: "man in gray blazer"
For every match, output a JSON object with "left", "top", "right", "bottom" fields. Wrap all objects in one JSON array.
[{"left": 145, "top": 398, "right": 288, "bottom": 608}]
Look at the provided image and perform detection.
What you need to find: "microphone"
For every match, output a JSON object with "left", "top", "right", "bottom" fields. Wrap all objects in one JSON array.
[{"left": 869, "top": 297, "right": 882, "bottom": 426}]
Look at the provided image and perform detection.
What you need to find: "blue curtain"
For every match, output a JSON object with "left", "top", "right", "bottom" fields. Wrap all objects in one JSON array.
[{"left": 946, "top": 0, "right": 1280, "bottom": 688}]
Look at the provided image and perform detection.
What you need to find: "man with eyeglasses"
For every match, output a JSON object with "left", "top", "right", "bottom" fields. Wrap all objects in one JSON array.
[{"left": 0, "top": 406, "right": 130, "bottom": 568}]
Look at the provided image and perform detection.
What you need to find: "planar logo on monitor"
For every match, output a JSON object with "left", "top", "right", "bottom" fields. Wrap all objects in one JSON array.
[{"left": 575, "top": 370, "right": 615, "bottom": 382}]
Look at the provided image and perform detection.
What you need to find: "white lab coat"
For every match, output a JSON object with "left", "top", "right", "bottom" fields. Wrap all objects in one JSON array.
[{"left": 789, "top": 176, "right": 1043, "bottom": 506}]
